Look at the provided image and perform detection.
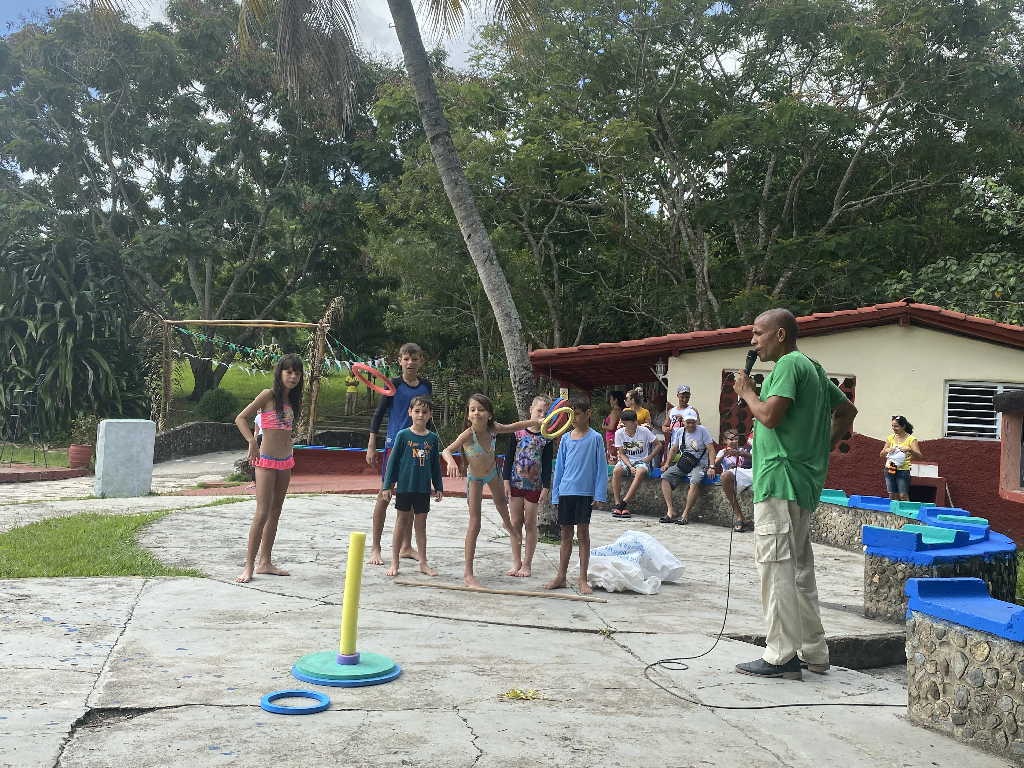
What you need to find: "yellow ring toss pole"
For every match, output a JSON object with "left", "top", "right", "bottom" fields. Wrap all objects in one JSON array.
[{"left": 339, "top": 532, "right": 365, "bottom": 657}]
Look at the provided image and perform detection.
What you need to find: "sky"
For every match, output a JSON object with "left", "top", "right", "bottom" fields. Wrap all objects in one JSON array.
[{"left": 1, "top": 0, "right": 478, "bottom": 68}]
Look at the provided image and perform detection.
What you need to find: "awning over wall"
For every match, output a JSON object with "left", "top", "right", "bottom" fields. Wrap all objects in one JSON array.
[{"left": 530, "top": 300, "right": 1024, "bottom": 390}]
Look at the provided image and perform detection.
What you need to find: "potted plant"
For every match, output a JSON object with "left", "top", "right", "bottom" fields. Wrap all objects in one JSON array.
[{"left": 68, "top": 413, "right": 100, "bottom": 468}]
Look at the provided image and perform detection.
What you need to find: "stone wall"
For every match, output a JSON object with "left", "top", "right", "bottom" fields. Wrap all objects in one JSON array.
[
  {"left": 907, "top": 612, "right": 1024, "bottom": 763},
  {"left": 154, "top": 422, "right": 243, "bottom": 463},
  {"left": 866, "top": 554, "right": 1018, "bottom": 623}
]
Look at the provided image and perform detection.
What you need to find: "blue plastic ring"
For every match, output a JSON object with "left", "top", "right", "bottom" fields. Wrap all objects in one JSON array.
[{"left": 259, "top": 689, "right": 331, "bottom": 715}]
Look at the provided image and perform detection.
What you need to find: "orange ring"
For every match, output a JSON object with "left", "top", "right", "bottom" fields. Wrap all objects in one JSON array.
[
  {"left": 351, "top": 362, "right": 397, "bottom": 396},
  {"left": 540, "top": 406, "right": 574, "bottom": 439}
]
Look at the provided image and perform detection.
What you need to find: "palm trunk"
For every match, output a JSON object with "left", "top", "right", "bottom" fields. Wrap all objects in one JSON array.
[{"left": 386, "top": 0, "right": 535, "bottom": 416}]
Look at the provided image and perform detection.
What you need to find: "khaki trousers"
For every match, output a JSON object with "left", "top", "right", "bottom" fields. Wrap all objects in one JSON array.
[{"left": 753, "top": 497, "right": 829, "bottom": 666}]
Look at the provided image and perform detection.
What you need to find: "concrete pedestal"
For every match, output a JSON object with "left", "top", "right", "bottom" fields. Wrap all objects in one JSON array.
[{"left": 95, "top": 419, "right": 156, "bottom": 498}]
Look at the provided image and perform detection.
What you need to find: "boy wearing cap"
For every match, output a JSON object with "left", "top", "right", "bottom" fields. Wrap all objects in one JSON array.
[
  {"left": 668, "top": 385, "right": 700, "bottom": 429},
  {"left": 611, "top": 409, "right": 663, "bottom": 518},
  {"left": 659, "top": 408, "right": 717, "bottom": 524}
]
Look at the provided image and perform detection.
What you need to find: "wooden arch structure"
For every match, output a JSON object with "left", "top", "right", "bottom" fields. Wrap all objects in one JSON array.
[{"left": 158, "top": 298, "right": 342, "bottom": 441}]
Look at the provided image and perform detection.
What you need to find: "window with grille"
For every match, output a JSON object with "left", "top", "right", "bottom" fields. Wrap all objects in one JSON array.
[{"left": 944, "top": 381, "right": 1024, "bottom": 440}]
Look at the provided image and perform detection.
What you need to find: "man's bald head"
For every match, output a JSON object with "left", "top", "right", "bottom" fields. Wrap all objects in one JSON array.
[{"left": 756, "top": 308, "right": 798, "bottom": 345}]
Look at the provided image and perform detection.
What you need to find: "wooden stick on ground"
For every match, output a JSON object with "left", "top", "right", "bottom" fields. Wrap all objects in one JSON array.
[{"left": 393, "top": 579, "right": 607, "bottom": 603}]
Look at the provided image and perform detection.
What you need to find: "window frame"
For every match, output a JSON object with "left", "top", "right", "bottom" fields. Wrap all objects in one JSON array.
[{"left": 943, "top": 380, "right": 1024, "bottom": 441}]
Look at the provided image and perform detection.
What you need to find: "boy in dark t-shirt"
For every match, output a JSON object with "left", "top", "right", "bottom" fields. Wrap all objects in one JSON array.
[
  {"left": 366, "top": 343, "right": 433, "bottom": 566},
  {"left": 381, "top": 396, "right": 443, "bottom": 578}
]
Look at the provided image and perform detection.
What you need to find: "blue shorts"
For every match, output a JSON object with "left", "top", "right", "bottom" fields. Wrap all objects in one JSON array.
[{"left": 884, "top": 469, "right": 911, "bottom": 495}]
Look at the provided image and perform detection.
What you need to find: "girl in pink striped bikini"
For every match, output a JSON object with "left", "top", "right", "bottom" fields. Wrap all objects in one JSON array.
[{"left": 234, "top": 353, "right": 304, "bottom": 583}]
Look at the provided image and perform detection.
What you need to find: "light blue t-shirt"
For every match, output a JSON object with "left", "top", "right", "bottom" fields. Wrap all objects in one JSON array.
[
  {"left": 669, "top": 425, "right": 715, "bottom": 468},
  {"left": 551, "top": 428, "right": 608, "bottom": 504}
]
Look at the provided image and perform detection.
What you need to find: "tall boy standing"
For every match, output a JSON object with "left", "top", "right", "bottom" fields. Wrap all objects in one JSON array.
[
  {"left": 366, "top": 343, "right": 433, "bottom": 566},
  {"left": 545, "top": 396, "right": 608, "bottom": 595}
]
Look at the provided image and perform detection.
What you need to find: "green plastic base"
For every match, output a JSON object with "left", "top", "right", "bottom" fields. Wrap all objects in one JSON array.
[{"left": 293, "top": 650, "right": 398, "bottom": 684}]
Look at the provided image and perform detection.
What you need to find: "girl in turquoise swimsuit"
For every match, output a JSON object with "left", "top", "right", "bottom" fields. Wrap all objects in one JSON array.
[{"left": 443, "top": 393, "right": 539, "bottom": 588}]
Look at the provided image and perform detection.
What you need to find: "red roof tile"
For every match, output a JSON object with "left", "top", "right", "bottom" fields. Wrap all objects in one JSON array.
[{"left": 530, "top": 300, "right": 1024, "bottom": 389}]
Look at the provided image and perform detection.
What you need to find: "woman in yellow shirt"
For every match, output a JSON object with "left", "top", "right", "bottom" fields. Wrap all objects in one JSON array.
[
  {"left": 879, "top": 415, "right": 923, "bottom": 500},
  {"left": 624, "top": 388, "right": 651, "bottom": 427}
]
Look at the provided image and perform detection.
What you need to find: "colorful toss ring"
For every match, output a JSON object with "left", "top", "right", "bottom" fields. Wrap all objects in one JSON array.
[
  {"left": 545, "top": 397, "right": 570, "bottom": 433},
  {"left": 540, "top": 406, "right": 574, "bottom": 439},
  {"left": 351, "top": 362, "right": 397, "bottom": 397},
  {"left": 259, "top": 689, "right": 331, "bottom": 715}
]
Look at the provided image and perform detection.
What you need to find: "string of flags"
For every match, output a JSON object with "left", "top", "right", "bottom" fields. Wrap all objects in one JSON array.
[{"left": 173, "top": 327, "right": 394, "bottom": 377}]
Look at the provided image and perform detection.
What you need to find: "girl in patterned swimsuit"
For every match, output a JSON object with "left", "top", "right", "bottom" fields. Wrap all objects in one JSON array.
[
  {"left": 442, "top": 393, "right": 539, "bottom": 587},
  {"left": 233, "top": 353, "right": 304, "bottom": 584}
]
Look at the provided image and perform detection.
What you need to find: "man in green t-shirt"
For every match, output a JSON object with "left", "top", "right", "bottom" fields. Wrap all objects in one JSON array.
[{"left": 732, "top": 308, "right": 857, "bottom": 680}]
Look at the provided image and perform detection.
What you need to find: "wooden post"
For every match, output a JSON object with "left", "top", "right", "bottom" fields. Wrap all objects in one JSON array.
[
  {"left": 307, "top": 323, "right": 327, "bottom": 443},
  {"left": 160, "top": 322, "right": 172, "bottom": 432}
]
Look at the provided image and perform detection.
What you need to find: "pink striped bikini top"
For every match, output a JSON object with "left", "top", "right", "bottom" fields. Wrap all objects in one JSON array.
[{"left": 260, "top": 404, "right": 294, "bottom": 431}]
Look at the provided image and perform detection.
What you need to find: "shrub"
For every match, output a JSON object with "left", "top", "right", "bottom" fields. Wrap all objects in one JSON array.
[{"left": 196, "top": 389, "right": 238, "bottom": 423}]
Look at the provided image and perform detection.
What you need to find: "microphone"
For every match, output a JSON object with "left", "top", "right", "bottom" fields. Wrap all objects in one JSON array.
[{"left": 743, "top": 349, "right": 757, "bottom": 376}]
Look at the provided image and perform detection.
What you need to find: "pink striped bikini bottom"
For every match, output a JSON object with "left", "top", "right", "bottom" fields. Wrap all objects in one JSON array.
[{"left": 252, "top": 454, "right": 295, "bottom": 471}]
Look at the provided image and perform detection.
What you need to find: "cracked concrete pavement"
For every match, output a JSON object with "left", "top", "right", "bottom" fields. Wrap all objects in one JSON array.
[{"left": 1, "top": 484, "right": 1008, "bottom": 767}]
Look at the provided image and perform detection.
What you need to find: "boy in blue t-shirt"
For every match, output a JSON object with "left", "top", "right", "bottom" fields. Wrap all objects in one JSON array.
[
  {"left": 545, "top": 395, "right": 607, "bottom": 595},
  {"left": 381, "top": 396, "right": 444, "bottom": 578},
  {"left": 366, "top": 342, "right": 433, "bottom": 566}
]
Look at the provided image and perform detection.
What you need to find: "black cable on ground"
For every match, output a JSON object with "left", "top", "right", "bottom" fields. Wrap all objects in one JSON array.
[{"left": 642, "top": 524, "right": 904, "bottom": 710}]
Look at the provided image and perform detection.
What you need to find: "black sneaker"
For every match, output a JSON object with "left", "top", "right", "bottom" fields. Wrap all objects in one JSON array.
[{"left": 735, "top": 656, "right": 803, "bottom": 680}]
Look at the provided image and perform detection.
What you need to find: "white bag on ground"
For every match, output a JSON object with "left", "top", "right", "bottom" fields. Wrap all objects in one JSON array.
[{"left": 588, "top": 530, "right": 683, "bottom": 594}]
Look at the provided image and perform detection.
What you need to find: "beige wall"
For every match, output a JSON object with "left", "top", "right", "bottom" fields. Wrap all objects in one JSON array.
[{"left": 666, "top": 325, "right": 1024, "bottom": 441}]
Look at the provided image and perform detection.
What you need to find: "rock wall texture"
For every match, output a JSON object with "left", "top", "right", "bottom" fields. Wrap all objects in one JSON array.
[
  {"left": 907, "top": 612, "right": 1024, "bottom": 764},
  {"left": 866, "top": 554, "right": 1018, "bottom": 623}
]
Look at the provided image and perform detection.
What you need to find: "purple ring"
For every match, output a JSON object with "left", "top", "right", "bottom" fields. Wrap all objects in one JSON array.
[{"left": 336, "top": 652, "right": 361, "bottom": 666}]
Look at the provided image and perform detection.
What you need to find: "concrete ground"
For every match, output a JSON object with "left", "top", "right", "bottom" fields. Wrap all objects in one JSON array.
[{"left": 1, "top": 480, "right": 1008, "bottom": 768}]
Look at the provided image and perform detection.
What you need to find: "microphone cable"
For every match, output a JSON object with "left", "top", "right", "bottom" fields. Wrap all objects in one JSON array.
[{"left": 640, "top": 521, "right": 905, "bottom": 711}]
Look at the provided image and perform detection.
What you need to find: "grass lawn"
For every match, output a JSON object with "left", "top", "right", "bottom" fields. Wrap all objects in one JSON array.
[
  {"left": 0, "top": 510, "right": 205, "bottom": 578},
  {"left": 0, "top": 444, "right": 69, "bottom": 467},
  {"left": 169, "top": 364, "right": 371, "bottom": 428}
]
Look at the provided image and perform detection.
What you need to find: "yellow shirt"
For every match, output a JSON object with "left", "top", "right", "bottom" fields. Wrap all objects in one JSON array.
[
  {"left": 884, "top": 434, "right": 918, "bottom": 470},
  {"left": 633, "top": 407, "right": 651, "bottom": 426},
  {"left": 345, "top": 376, "right": 359, "bottom": 393}
]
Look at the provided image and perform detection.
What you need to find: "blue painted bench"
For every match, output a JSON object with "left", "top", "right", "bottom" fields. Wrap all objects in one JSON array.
[
  {"left": 905, "top": 577, "right": 1024, "bottom": 642},
  {"left": 819, "top": 488, "right": 849, "bottom": 506}
]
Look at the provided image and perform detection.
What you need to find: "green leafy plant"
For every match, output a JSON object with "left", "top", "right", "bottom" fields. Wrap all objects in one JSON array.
[
  {"left": 195, "top": 389, "right": 238, "bottom": 423},
  {"left": 68, "top": 413, "right": 100, "bottom": 446}
]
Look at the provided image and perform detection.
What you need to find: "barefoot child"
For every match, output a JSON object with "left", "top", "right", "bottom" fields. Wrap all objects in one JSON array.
[
  {"left": 442, "top": 394, "right": 538, "bottom": 587},
  {"left": 502, "top": 395, "right": 555, "bottom": 577},
  {"left": 545, "top": 395, "right": 607, "bottom": 595},
  {"left": 366, "top": 343, "right": 433, "bottom": 566},
  {"left": 233, "top": 354, "right": 304, "bottom": 583},
  {"left": 381, "top": 397, "right": 444, "bottom": 577}
]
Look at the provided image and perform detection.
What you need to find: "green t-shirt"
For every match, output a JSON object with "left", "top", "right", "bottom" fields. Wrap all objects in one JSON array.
[{"left": 752, "top": 351, "right": 847, "bottom": 510}]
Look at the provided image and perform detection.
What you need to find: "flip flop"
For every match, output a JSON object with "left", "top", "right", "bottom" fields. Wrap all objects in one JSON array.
[
  {"left": 733, "top": 521, "right": 744, "bottom": 532},
  {"left": 676, "top": 517, "right": 689, "bottom": 525},
  {"left": 659, "top": 515, "right": 676, "bottom": 524}
]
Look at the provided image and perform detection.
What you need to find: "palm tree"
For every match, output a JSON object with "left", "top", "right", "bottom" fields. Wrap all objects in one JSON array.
[{"left": 95, "top": 0, "right": 539, "bottom": 415}]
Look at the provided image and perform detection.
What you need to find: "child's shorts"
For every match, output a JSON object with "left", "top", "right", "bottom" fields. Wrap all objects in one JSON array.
[
  {"left": 395, "top": 492, "right": 430, "bottom": 515},
  {"left": 557, "top": 495, "right": 592, "bottom": 526},
  {"left": 510, "top": 486, "right": 542, "bottom": 504},
  {"left": 252, "top": 454, "right": 295, "bottom": 470},
  {"left": 615, "top": 460, "right": 651, "bottom": 475}
]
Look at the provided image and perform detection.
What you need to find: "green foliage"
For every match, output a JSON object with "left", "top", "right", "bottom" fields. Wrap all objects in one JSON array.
[
  {"left": 195, "top": 388, "right": 238, "bottom": 423},
  {"left": 69, "top": 413, "right": 101, "bottom": 446},
  {"left": 0, "top": 510, "right": 205, "bottom": 578}
]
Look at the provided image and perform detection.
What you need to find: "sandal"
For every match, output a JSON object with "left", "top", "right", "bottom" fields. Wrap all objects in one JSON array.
[
  {"left": 734, "top": 520, "right": 745, "bottom": 532},
  {"left": 659, "top": 514, "right": 676, "bottom": 524},
  {"left": 618, "top": 507, "right": 632, "bottom": 518},
  {"left": 676, "top": 517, "right": 689, "bottom": 525}
]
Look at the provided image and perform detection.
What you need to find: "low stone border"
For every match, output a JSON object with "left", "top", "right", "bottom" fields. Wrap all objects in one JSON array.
[
  {"left": 154, "top": 422, "right": 242, "bottom": 463},
  {"left": 908, "top": 611, "right": 1024, "bottom": 763},
  {"left": 867, "top": 554, "right": 1018, "bottom": 623}
]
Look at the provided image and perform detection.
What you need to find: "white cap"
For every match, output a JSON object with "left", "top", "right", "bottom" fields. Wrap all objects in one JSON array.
[{"left": 682, "top": 408, "right": 699, "bottom": 422}]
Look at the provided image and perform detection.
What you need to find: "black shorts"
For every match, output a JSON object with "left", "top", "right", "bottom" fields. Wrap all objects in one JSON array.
[
  {"left": 395, "top": 492, "right": 430, "bottom": 515},
  {"left": 557, "top": 495, "right": 592, "bottom": 526}
]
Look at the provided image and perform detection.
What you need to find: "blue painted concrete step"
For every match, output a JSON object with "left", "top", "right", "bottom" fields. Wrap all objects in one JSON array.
[
  {"left": 905, "top": 578, "right": 1024, "bottom": 642},
  {"left": 819, "top": 489, "right": 849, "bottom": 506},
  {"left": 847, "top": 494, "right": 894, "bottom": 512},
  {"left": 863, "top": 524, "right": 969, "bottom": 552}
]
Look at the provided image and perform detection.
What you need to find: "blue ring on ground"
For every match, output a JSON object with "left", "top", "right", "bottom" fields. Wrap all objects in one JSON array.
[
  {"left": 292, "top": 663, "right": 402, "bottom": 687},
  {"left": 259, "top": 689, "right": 331, "bottom": 715}
]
